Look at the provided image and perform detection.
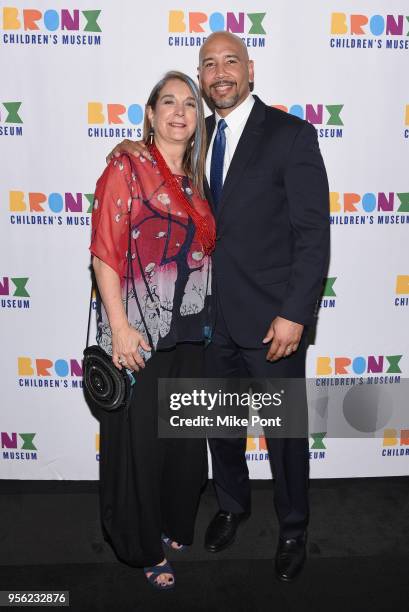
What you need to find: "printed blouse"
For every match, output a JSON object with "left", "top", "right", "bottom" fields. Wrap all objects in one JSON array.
[{"left": 90, "top": 153, "right": 214, "bottom": 361}]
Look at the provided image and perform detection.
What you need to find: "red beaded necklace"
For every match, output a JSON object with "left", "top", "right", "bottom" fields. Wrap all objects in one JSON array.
[{"left": 148, "top": 142, "right": 215, "bottom": 255}]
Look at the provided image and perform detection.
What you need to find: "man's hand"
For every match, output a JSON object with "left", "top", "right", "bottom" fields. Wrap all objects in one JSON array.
[
  {"left": 106, "top": 139, "right": 151, "bottom": 164},
  {"left": 263, "top": 316, "right": 304, "bottom": 362}
]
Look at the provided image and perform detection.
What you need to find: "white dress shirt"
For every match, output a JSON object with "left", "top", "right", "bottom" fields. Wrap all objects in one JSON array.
[{"left": 206, "top": 94, "right": 255, "bottom": 186}]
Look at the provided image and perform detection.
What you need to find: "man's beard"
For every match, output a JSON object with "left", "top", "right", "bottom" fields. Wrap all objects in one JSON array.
[
  {"left": 209, "top": 81, "right": 239, "bottom": 109},
  {"left": 211, "top": 92, "right": 239, "bottom": 109}
]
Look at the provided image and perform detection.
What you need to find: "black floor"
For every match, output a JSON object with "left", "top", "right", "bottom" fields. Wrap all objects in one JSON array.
[{"left": 1, "top": 478, "right": 408, "bottom": 611}]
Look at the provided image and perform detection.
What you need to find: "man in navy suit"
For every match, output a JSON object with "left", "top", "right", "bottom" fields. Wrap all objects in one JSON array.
[
  {"left": 197, "top": 32, "right": 329, "bottom": 581},
  {"left": 108, "top": 31, "right": 330, "bottom": 581}
]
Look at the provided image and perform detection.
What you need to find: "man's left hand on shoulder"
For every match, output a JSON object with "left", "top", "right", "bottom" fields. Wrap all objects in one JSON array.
[{"left": 263, "top": 316, "right": 304, "bottom": 362}]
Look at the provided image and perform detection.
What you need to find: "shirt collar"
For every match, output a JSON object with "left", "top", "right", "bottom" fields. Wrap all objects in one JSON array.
[{"left": 215, "top": 94, "right": 255, "bottom": 133}]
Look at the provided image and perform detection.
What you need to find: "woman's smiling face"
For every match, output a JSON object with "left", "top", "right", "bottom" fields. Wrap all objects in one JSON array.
[{"left": 147, "top": 78, "right": 197, "bottom": 146}]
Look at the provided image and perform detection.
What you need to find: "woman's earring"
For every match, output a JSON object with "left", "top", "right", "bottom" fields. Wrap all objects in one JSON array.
[
  {"left": 190, "top": 139, "right": 195, "bottom": 148},
  {"left": 148, "top": 126, "right": 154, "bottom": 145}
]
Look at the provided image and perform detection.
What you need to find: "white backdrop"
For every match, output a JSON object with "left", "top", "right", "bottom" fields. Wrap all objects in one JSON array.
[{"left": 1, "top": 0, "right": 408, "bottom": 479}]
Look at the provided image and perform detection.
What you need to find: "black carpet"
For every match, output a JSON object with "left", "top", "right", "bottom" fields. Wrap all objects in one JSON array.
[{"left": 1, "top": 478, "right": 408, "bottom": 611}]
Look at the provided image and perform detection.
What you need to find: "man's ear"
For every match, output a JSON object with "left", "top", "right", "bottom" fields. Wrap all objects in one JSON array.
[{"left": 248, "top": 60, "right": 255, "bottom": 86}]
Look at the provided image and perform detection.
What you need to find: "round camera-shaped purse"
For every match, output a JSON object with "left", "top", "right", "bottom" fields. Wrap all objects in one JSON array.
[{"left": 83, "top": 345, "right": 132, "bottom": 412}]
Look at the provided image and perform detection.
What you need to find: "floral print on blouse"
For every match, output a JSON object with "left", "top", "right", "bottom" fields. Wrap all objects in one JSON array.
[{"left": 90, "top": 153, "right": 214, "bottom": 361}]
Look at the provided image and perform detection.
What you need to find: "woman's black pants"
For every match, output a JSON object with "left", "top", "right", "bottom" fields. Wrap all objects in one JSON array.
[{"left": 98, "top": 342, "right": 207, "bottom": 567}]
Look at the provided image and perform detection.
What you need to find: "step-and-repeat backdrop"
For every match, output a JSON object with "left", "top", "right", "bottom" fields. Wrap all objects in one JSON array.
[{"left": 1, "top": 1, "right": 408, "bottom": 479}]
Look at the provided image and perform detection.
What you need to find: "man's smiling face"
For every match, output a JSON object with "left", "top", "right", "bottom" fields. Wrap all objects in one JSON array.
[{"left": 198, "top": 32, "right": 254, "bottom": 116}]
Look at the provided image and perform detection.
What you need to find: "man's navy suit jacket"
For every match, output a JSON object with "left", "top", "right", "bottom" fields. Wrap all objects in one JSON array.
[{"left": 204, "top": 95, "right": 330, "bottom": 348}]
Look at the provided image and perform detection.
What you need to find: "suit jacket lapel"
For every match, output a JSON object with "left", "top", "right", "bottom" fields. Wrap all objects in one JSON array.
[
  {"left": 217, "top": 97, "right": 265, "bottom": 220},
  {"left": 205, "top": 114, "right": 215, "bottom": 154},
  {"left": 204, "top": 98, "right": 266, "bottom": 221},
  {"left": 204, "top": 114, "right": 216, "bottom": 214},
  {"left": 203, "top": 176, "right": 213, "bottom": 209}
]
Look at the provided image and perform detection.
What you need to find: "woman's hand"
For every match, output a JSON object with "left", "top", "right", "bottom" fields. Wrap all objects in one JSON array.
[
  {"left": 92, "top": 257, "right": 151, "bottom": 372},
  {"left": 111, "top": 323, "right": 151, "bottom": 372}
]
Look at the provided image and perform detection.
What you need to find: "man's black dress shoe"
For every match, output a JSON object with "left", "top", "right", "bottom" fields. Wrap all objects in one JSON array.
[
  {"left": 205, "top": 510, "right": 250, "bottom": 553},
  {"left": 275, "top": 533, "right": 306, "bottom": 582}
]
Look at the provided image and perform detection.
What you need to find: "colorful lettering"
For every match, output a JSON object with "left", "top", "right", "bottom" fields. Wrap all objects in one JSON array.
[
  {"left": 383, "top": 428, "right": 398, "bottom": 446},
  {"left": 18, "top": 358, "right": 83, "bottom": 377},
  {"left": 323, "top": 278, "right": 336, "bottom": 297},
  {"left": 0, "top": 432, "right": 36, "bottom": 450},
  {"left": 2, "top": 8, "right": 101, "bottom": 32},
  {"left": 329, "top": 192, "right": 409, "bottom": 214},
  {"left": 0, "top": 277, "right": 29, "bottom": 297},
  {"left": 396, "top": 275, "right": 409, "bottom": 294},
  {"left": 19, "top": 433, "right": 36, "bottom": 450},
  {"left": 310, "top": 433, "right": 326, "bottom": 450},
  {"left": 88, "top": 103, "right": 143, "bottom": 125},
  {"left": 168, "top": 11, "right": 265, "bottom": 34},
  {"left": 1, "top": 102, "right": 23, "bottom": 124},
  {"left": 316, "top": 355, "right": 403, "bottom": 375},
  {"left": 316, "top": 357, "right": 332, "bottom": 376},
  {"left": 386, "top": 355, "right": 402, "bottom": 373},
  {"left": 384, "top": 429, "right": 409, "bottom": 446},
  {"left": 331, "top": 13, "right": 348, "bottom": 35},
  {"left": 9, "top": 192, "right": 93, "bottom": 213},
  {"left": 397, "top": 193, "right": 409, "bottom": 212},
  {"left": 331, "top": 13, "right": 408, "bottom": 36},
  {"left": 1, "top": 432, "right": 18, "bottom": 449}
]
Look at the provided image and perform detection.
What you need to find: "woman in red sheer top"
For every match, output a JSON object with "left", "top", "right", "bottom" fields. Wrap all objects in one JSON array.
[{"left": 90, "top": 71, "right": 215, "bottom": 590}]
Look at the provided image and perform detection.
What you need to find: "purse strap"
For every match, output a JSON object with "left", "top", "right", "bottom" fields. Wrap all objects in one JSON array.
[
  {"left": 86, "top": 155, "right": 155, "bottom": 350},
  {"left": 86, "top": 199, "right": 133, "bottom": 349}
]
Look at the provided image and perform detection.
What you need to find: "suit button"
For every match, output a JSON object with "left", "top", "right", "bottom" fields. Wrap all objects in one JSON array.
[{"left": 216, "top": 235, "right": 220, "bottom": 241}]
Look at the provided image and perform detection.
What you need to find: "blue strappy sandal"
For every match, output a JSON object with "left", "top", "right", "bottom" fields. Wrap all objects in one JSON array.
[
  {"left": 143, "top": 559, "right": 175, "bottom": 590},
  {"left": 161, "top": 533, "right": 188, "bottom": 552}
]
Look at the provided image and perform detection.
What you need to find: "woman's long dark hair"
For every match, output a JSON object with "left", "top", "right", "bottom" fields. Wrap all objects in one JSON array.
[{"left": 143, "top": 71, "right": 207, "bottom": 199}]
